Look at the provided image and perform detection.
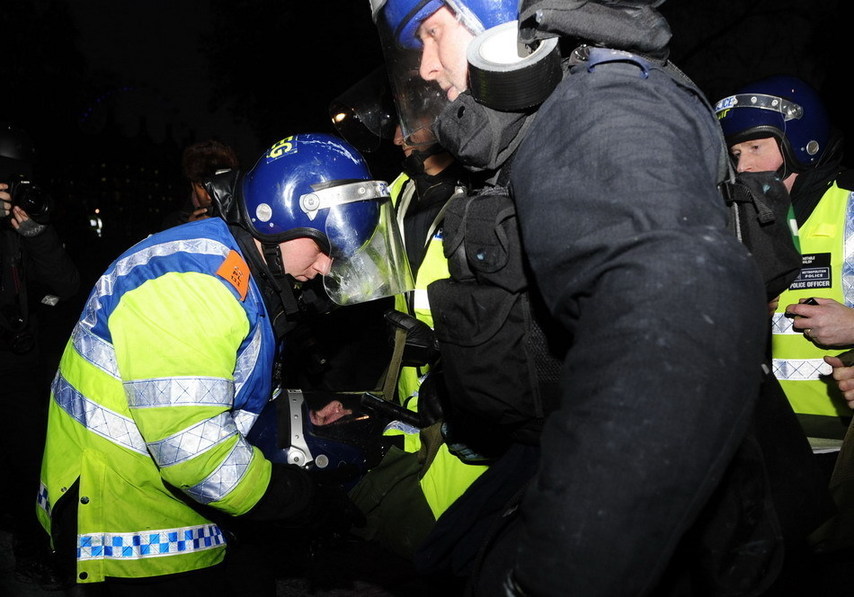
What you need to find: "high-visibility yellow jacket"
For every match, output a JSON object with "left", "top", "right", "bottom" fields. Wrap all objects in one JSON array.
[
  {"left": 389, "top": 173, "right": 486, "bottom": 518},
  {"left": 37, "top": 218, "right": 276, "bottom": 583},
  {"left": 772, "top": 182, "right": 854, "bottom": 444}
]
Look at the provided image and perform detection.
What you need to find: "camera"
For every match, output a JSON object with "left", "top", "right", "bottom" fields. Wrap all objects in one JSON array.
[{"left": 2, "top": 173, "right": 51, "bottom": 221}]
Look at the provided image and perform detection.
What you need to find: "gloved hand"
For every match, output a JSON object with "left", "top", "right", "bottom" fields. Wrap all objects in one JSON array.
[
  {"left": 238, "top": 463, "right": 365, "bottom": 535},
  {"left": 306, "top": 477, "right": 366, "bottom": 535},
  {"left": 384, "top": 309, "right": 440, "bottom": 367},
  {"left": 441, "top": 422, "right": 498, "bottom": 465}
]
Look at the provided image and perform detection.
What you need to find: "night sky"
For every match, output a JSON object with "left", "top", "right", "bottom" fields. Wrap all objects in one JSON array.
[
  {"left": 3, "top": 0, "right": 848, "bottom": 161},
  {"left": 1, "top": 0, "right": 848, "bottom": 252}
]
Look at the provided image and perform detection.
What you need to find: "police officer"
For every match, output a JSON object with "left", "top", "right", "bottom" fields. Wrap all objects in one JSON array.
[
  {"left": 716, "top": 76, "right": 853, "bottom": 454},
  {"left": 36, "top": 133, "right": 412, "bottom": 595},
  {"left": 371, "top": 1, "right": 770, "bottom": 595},
  {"left": 328, "top": 69, "right": 491, "bottom": 563}
]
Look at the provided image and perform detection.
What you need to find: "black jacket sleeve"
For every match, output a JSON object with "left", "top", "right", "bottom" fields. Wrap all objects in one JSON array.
[{"left": 21, "top": 224, "right": 80, "bottom": 300}]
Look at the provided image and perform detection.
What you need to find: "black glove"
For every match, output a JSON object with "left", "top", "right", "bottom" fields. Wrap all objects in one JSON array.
[
  {"left": 307, "top": 477, "right": 366, "bottom": 535},
  {"left": 239, "top": 463, "right": 365, "bottom": 535},
  {"left": 239, "top": 463, "right": 315, "bottom": 523},
  {"left": 384, "top": 309, "right": 440, "bottom": 367}
]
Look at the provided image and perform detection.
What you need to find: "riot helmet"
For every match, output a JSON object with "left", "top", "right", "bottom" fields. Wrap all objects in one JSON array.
[
  {"left": 714, "top": 76, "right": 831, "bottom": 174},
  {"left": 247, "top": 389, "right": 420, "bottom": 487},
  {"left": 220, "top": 133, "right": 413, "bottom": 306},
  {"left": 370, "top": 0, "right": 559, "bottom": 142}
]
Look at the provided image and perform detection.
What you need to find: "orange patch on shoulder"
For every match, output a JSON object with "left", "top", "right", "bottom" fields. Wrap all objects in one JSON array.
[{"left": 216, "top": 250, "right": 250, "bottom": 301}]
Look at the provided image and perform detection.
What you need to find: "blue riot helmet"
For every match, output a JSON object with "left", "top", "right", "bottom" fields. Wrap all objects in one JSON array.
[
  {"left": 370, "top": 0, "right": 519, "bottom": 141},
  {"left": 247, "top": 389, "right": 421, "bottom": 488},
  {"left": 374, "top": 0, "right": 518, "bottom": 50},
  {"left": 238, "top": 132, "right": 413, "bottom": 305},
  {"left": 371, "top": 0, "right": 559, "bottom": 138},
  {"left": 714, "top": 76, "right": 832, "bottom": 174}
]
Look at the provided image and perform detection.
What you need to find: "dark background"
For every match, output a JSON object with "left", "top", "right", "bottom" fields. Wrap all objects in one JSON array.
[{"left": 1, "top": 0, "right": 849, "bottom": 282}]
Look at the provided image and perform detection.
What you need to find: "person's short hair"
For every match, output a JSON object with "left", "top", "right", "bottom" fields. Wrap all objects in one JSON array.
[{"left": 181, "top": 140, "right": 239, "bottom": 183}]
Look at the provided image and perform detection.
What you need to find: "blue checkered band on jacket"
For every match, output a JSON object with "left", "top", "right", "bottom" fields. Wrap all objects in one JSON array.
[
  {"left": 37, "top": 483, "right": 51, "bottom": 516},
  {"left": 77, "top": 524, "right": 225, "bottom": 561}
]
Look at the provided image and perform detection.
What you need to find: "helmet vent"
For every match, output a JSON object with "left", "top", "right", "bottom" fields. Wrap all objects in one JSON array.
[
  {"left": 255, "top": 203, "right": 273, "bottom": 222},
  {"left": 806, "top": 140, "right": 820, "bottom": 156}
]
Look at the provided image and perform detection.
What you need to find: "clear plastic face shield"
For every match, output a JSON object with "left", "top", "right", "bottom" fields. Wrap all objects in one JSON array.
[
  {"left": 328, "top": 66, "right": 399, "bottom": 154},
  {"left": 300, "top": 180, "right": 414, "bottom": 305},
  {"left": 370, "top": 0, "right": 453, "bottom": 149}
]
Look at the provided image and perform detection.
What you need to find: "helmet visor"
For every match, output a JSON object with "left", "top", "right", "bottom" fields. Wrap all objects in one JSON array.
[
  {"left": 372, "top": 0, "right": 448, "bottom": 148},
  {"left": 302, "top": 181, "right": 413, "bottom": 305},
  {"left": 328, "top": 67, "right": 399, "bottom": 154},
  {"left": 324, "top": 194, "right": 414, "bottom": 305},
  {"left": 715, "top": 93, "right": 805, "bottom": 123}
]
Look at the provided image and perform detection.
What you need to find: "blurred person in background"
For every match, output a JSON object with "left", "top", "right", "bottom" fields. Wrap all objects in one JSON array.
[
  {"left": 1, "top": 121, "right": 80, "bottom": 588},
  {"left": 162, "top": 139, "right": 240, "bottom": 229}
]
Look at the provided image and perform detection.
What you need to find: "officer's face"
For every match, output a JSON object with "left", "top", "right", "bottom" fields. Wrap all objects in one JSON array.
[
  {"left": 280, "top": 237, "right": 332, "bottom": 281},
  {"left": 730, "top": 137, "right": 784, "bottom": 175},
  {"left": 417, "top": 6, "right": 474, "bottom": 101},
  {"left": 393, "top": 124, "right": 435, "bottom": 155},
  {"left": 729, "top": 137, "right": 798, "bottom": 191}
]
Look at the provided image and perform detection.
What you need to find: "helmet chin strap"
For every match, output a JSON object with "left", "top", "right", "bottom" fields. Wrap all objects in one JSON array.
[{"left": 231, "top": 226, "right": 302, "bottom": 339}]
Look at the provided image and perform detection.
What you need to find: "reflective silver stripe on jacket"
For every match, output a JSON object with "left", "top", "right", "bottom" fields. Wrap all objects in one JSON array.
[
  {"left": 233, "top": 409, "right": 259, "bottom": 436},
  {"left": 182, "top": 438, "right": 255, "bottom": 504},
  {"left": 73, "top": 237, "right": 238, "bottom": 375},
  {"left": 233, "top": 325, "right": 262, "bottom": 400},
  {"left": 71, "top": 322, "right": 119, "bottom": 379},
  {"left": 772, "top": 357, "right": 832, "bottom": 381},
  {"left": 77, "top": 523, "right": 224, "bottom": 561},
  {"left": 125, "top": 377, "right": 234, "bottom": 408},
  {"left": 771, "top": 313, "right": 796, "bottom": 335},
  {"left": 53, "top": 374, "right": 148, "bottom": 455},
  {"left": 79, "top": 238, "right": 233, "bottom": 331},
  {"left": 146, "top": 412, "right": 237, "bottom": 468},
  {"left": 413, "top": 288, "right": 431, "bottom": 311},
  {"left": 843, "top": 191, "right": 854, "bottom": 306}
]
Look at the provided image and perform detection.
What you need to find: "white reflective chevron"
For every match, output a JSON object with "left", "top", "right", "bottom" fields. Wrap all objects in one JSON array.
[
  {"left": 772, "top": 357, "right": 832, "bottom": 381},
  {"left": 182, "top": 438, "right": 255, "bottom": 504},
  {"left": 125, "top": 377, "right": 234, "bottom": 408},
  {"left": 53, "top": 374, "right": 147, "bottom": 454},
  {"left": 146, "top": 412, "right": 237, "bottom": 468}
]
